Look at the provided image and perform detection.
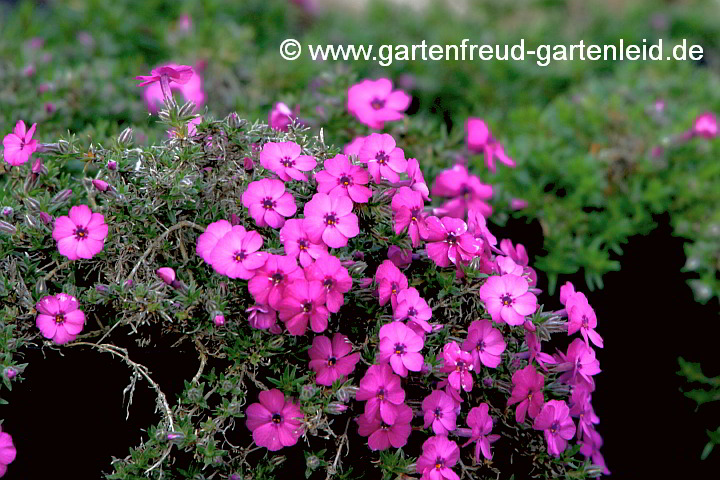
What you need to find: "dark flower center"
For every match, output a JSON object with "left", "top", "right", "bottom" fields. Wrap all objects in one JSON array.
[
  {"left": 394, "top": 343, "right": 406, "bottom": 355},
  {"left": 371, "top": 98, "right": 385, "bottom": 110},
  {"left": 434, "top": 408, "right": 443, "bottom": 419},
  {"left": 550, "top": 420, "right": 559, "bottom": 434},
  {"left": 375, "top": 151, "right": 389, "bottom": 165},
  {"left": 501, "top": 294, "right": 513, "bottom": 306},
  {"left": 391, "top": 282, "right": 398, "bottom": 294},
  {"left": 411, "top": 208, "right": 422, "bottom": 222},
  {"left": 297, "top": 239, "right": 309, "bottom": 250},
  {"left": 476, "top": 340, "right": 486, "bottom": 352},
  {"left": 446, "top": 233, "right": 457, "bottom": 245},
  {"left": 55, "top": 314, "right": 65, "bottom": 324},
  {"left": 74, "top": 226, "right": 88, "bottom": 239},
  {"left": 324, "top": 213, "right": 338, "bottom": 226},
  {"left": 339, "top": 175, "right": 352, "bottom": 186},
  {"left": 302, "top": 301, "right": 313, "bottom": 313},
  {"left": 407, "top": 307, "right": 418, "bottom": 318},
  {"left": 272, "top": 413, "right": 283, "bottom": 424},
  {"left": 377, "top": 388, "right": 385, "bottom": 400},
  {"left": 234, "top": 250, "right": 246, "bottom": 262},
  {"left": 323, "top": 277, "right": 334, "bottom": 289},
  {"left": 461, "top": 184, "right": 471, "bottom": 196},
  {"left": 280, "top": 156, "right": 295, "bottom": 168},
  {"left": 582, "top": 315, "right": 589, "bottom": 328},
  {"left": 262, "top": 197, "right": 276, "bottom": 210},
  {"left": 271, "top": 272, "right": 284, "bottom": 285},
  {"left": 380, "top": 422, "right": 390, "bottom": 430},
  {"left": 456, "top": 361, "right": 465, "bottom": 371},
  {"left": 327, "top": 356, "right": 337, "bottom": 366},
  {"left": 435, "top": 458, "right": 445, "bottom": 469}
]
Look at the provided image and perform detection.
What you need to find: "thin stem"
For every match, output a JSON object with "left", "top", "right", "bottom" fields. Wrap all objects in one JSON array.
[{"left": 44, "top": 260, "right": 72, "bottom": 282}]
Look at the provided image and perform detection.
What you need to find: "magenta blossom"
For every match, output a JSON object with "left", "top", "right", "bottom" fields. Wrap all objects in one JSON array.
[
  {"left": 196, "top": 220, "right": 234, "bottom": 263},
  {"left": 579, "top": 428, "right": 610, "bottom": 474},
  {"left": 0, "top": 426, "right": 16, "bottom": 477},
  {"left": 424, "top": 216, "right": 480, "bottom": 269},
  {"left": 247, "top": 305, "right": 280, "bottom": 332},
  {"left": 479, "top": 274, "right": 537, "bottom": 326},
  {"left": 377, "top": 322, "right": 424, "bottom": 377},
  {"left": 421, "top": 390, "right": 457, "bottom": 435},
  {"left": 140, "top": 63, "right": 204, "bottom": 112},
  {"left": 268, "top": 102, "right": 294, "bottom": 131},
  {"left": 566, "top": 292, "right": 604, "bottom": 348},
  {"left": 465, "top": 118, "right": 516, "bottom": 173},
  {"left": 347, "top": 78, "right": 410, "bottom": 129},
  {"left": 533, "top": 400, "right": 576, "bottom": 457},
  {"left": 245, "top": 389, "right": 304, "bottom": 451},
  {"left": 315, "top": 154, "right": 372, "bottom": 203},
  {"left": 524, "top": 331, "right": 557, "bottom": 370},
  {"left": 259, "top": 141, "right": 317, "bottom": 182},
  {"left": 208, "top": 227, "right": 269, "bottom": 279},
  {"left": 357, "top": 404, "right": 413, "bottom": 450},
  {"left": 308, "top": 333, "right": 360, "bottom": 386},
  {"left": 462, "top": 320, "right": 506, "bottom": 370},
  {"left": 242, "top": 178, "right": 297, "bottom": 228},
  {"left": 439, "top": 341, "right": 474, "bottom": 392},
  {"left": 343, "top": 136, "right": 366, "bottom": 157},
  {"left": 692, "top": 112, "right": 717, "bottom": 139},
  {"left": 136, "top": 65, "right": 193, "bottom": 87},
  {"left": 52, "top": 205, "right": 108, "bottom": 260},
  {"left": 391, "top": 186, "right": 428, "bottom": 247},
  {"left": 569, "top": 387, "right": 600, "bottom": 440},
  {"left": 35, "top": 293, "right": 85, "bottom": 345},
  {"left": 303, "top": 192, "right": 359, "bottom": 248},
  {"left": 387, "top": 245, "right": 412, "bottom": 268},
  {"left": 464, "top": 403, "right": 501, "bottom": 461},
  {"left": 304, "top": 253, "right": 352, "bottom": 313},
  {"left": 277, "top": 279, "right": 329, "bottom": 335},
  {"left": 357, "top": 133, "right": 408, "bottom": 184},
  {"left": 375, "top": 260, "right": 408, "bottom": 308},
  {"left": 430, "top": 165, "right": 492, "bottom": 219},
  {"left": 555, "top": 338, "right": 601, "bottom": 390},
  {"left": 405, "top": 158, "right": 431, "bottom": 200},
  {"left": 393, "top": 287, "right": 432, "bottom": 334},
  {"left": 559, "top": 281, "right": 576, "bottom": 306},
  {"left": 507, "top": 365, "right": 545, "bottom": 423},
  {"left": 416, "top": 435, "right": 460, "bottom": 480},
  {"left": 356, "top": 364, "right": 405, "bottom": 424},
  {"left": 279, "top": 218, "right": 327, "bottom": 268},
  {"left": 248, "top": 255, "right": 304, "bottom": 309},
  {"left": 3, "top": 120, "right": 38, "bottom": 166}
]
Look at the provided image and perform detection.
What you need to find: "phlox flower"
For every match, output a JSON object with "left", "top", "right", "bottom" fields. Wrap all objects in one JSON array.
[
  {"left": 579, "top": 428, "right": 610, "bottom": 474},
  {"left": 3, "top": 120, "right": 38, "bottom": 166},
  {"left": 347, "top": 78, "right": 411, "bottom": 129},
  {"left": 35, "top": 293, "right": 85, "bottom": 345},
  {"left": 279, "top": 219, "right": 327, "bottom": 267},
  {"left": 315, "top": 154, "right": 372, "bottom": 203},
  {"left": 208, "top": 226, "right": 268, "bottom": 279},
  {"left": 0, "top": 425, "right": 16, "bottom": 478},
  {"left": 462, "top": 320, "right": 506, "bottom": 370},
  {"left": 136, "top": 64, "right": 194, "bottom": 86},
  {"left": 391, "top": 186, "right": 427, "bottom": 247},
  {"left": 467, "top": 209, "right": 497, "bottom": 251},
  {"left": 277, "top": 279, "right": 329, "bottom": 335},
  {"left": 424, "top": 216, "right": 480, "bottom": 269},
  {"left": 479, "top": 274, "right": 537, "bottom": 326},
  {"left": 465, "top": 118, "right": 516, "bottom": 173},
  {"left": 247, "top": 304, "right": 280, "bottom": 332},
  {"left": 304, "top": 253, "right": 352, "bottom": 312},
  {"left": 377, "top": 322, "right": 424, "bottom": 377},
  {"left": 569, "top": 387, "right": 600, "bottom": 440},
  {"left": 245, "top": 389, "right": 304, "bottom": 451},
  {"left": 566, "top": 292, "right": 603, "bottom": 348},
  {"left": 533, "top": 400, "right": 576, "bottom": 457},
  {"left": 421, "top": 390, "right": 457, "bottom": 435},
  {"left": 308, "top": 333, "right": 360, "bottom": 386},
  {"left": 268, "top": 102, "right": 294, "bottom": 131},
  {"left": 416, "top": 435, "right": 460, "bottom": 480},
  {"left": 524, "top": 331, "right": 556, "bottom": 370},
  {"left": 356, "top": 404, "right": 413, "bottom": 450},
  {"left": 52, "top": 205, "right": 108, "bottom": 260},
  {"left": 464, "top": 403, "right": 500, "bottom": 461},
  {"left": 439, "top": 342, "right": 474, "bottom": 392},
  {"left": 343, "top": 136, "right": 366, "bottom": 157},
  {"left": 357, "top": 133, "right": 408, "bottom": 183},
  {"left": 248, "top": 255, "right": 304, "bottom": 309},
  {"left": 375, "top": 260, "right": 408, "bottom": 307},
  {"left": 430, "top": 165, "right": 492, "bottom": 219},
  {"left": 507, "top": 365, "right": 545, "bottom": 423},
  {"left": 559, "top": 281, "right": 576, "bottom": 306},
  {"left": 140, "top": 63, "right": 204, "bottom": 113},
  {"left": 393, "top": 287, "right": 432, "bottom": 334},
  {"left": 496, "top": 255, "right": 524, "bottom": 276},
  {"left": 555, "top": 338, "right": 601, "bottom": 389},
  {"left": 196, "top": 220, "right": 235, "bottom": 263},
  {"left": 387, "top": 245, "right": 412, "bottom": 268},
  {"left": 356, "top": 364, "right": 405, "bottom": 424},
  {"left": 242, "top": 178, "right": 297, "bottom": 228},
  {"left": 303, "top": 192, "right": 359, "bottom": 248},
  {"left": 498, "top": 238, "right": 537, "bottom": 286},
  {"left": 692, "top": 112, "right": 717, "bottom": 139},
  {"left": 405, "top": 158, "right": 431, "bottom": 200},
  {"left": 259, "top": 141, "right": 317, "bottom": 182}
]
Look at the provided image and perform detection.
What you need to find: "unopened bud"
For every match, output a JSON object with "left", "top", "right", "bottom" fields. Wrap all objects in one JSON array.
[
  {"left": 167, "top": 432, "right": 185, "bottom": 444},
  {"left": 0, "top": 220, "right": 17, "bottom": 235},
  {"left": 95, "top": 284, "right": 109, "bottom": 294},
  {"left": 156, "top": 267, "right": 176, "bottom": 285},
  {"left": 35, "top": 278, "right": 47, "bottom": 296},
  {"left": 23, "top": 197, "right": 41, "bottom": 212},
  {"left": 326, "top": 402, "right": 348, "bottom": 414},
  {"left": 300, "top": 384, "right": 316, "bottom": 400},
  {"left": 107, "top": 160, "right": 117, "bottom": 171},
  {"left": 3, "top": 367, "right": 17, "bottom": 380},
  {"left": 357, "top": 278, "right": 373, "bottom": 289},
  {"left": 117, "top": 127, "right": 133, "bottom": 146},
  {"left": 227, "top": 112, "right": 243, "bottom": 129},
  {"left": 483, "top": 376, "right": 494, "bottom": 388},
  {"left": 50, "top": 188, "right": 73, "bottom": 206},
  {"left": 38, "top": 211, "right": 53, "bottom": 225},
  {"left": 31, "top": 157, "right": 47, "bottom": 175},
  {"left": 178, "top": 102, "right": 197, "bottom": 117},
  {"left": 186, "top": 387, "right": 203, "bottom": 403},
  {"left": 92, "top": 179, "right": 110, "bottom": 192},
  {"left": 269, "top": 455, "right": 286, "bottom": 467},
  {"left": 243, "top": 157, "right": 254, "bottom": 171},
  {"left": 230, "top": 214, "right": 241, "bottom": 226},
  {"left": 213, "top": 314, "right": 225, "bottom": 327},
  {"left": 1, "top": 207, "right": 13, "bottom": 218}
]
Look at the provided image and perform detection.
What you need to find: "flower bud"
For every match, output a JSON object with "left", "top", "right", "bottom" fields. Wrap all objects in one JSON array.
[
  {"left": 1, "top": 207, "right": 13, "bottom": 218},
  {"left": 269, "top": 102, "right": 294, "bottom": 131},
  {"left": 156, "top": 267, "right": 176, "bottom": 285},
  {"left": 213, "top": 314, "right": 226, "bottom": 327},
  {"left": 243, "top": 157, "right": 254, "bottom": 171},
  {"left": 186, "top": 387, "right": 203, "bottom": 403},
  {"left": 50, "top": 188, "right": 73, "bottom": 206},
  {"left": 352, "top": 251, "right": 365, "bottom": 261},
  {"left": 3, "top": 367, "right": 17, "bottom": 380},
  {"left": 31, "top": 157, "right": 47, "bottom": 175},
  {"left": 269, "top": 456, "right": 286, "bottom": 467},
  {"left": 167, "top": 432, "right": 185, "bottom": 444},
  {"left": 326, "top": 402, "right": 348, "bottom": 415},
  {"left": 217, "top": 281, "right": 228, "bottom": 296},
  {"left": 388, "top": 246, "right": 412, "bottom": 268},
  {"left": 107, "top": 160, "right": 117, "bottom": 171},
  {"left": 23, "top": 197, "right": 41, "bottom": 212},
  {"left": 117, "top": 127, "right": 134, "bottom": 146},
  {"left": 230, "top": 214, "right": 241, "bottom": 226},
  {"left": 0, "top": 220, "right": 17, "bottom": 235},
  {"left": 483, "top": 376, "right": 494, "bottom": 387},
  {"left": 299, "top": 384, "right": 316, "bottom": 400},
  {"left": 35, "top": 277, "right": 47, "bottom": 296},
  {"left": 226, "top": 112, "right": 243, "bottom": 129},
  {"left": 92, "top": 179, "right": 110, "bottom": 192},
  {"left": 357, "top": 277, "right": 373, "bottom": 289},
  {"left": 96, "top": 284, "right": 109, "bottom": 294},
  {"left": 38, "top": 211, "right": 53, "bottom": 225},
  {"left": 268, "top": 335, "right": 285, "bottom": 349}
]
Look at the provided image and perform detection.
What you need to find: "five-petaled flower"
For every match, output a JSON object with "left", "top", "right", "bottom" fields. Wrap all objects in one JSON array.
[
  {"left": 357, "top": 133, "right": 408, "bottom": 184},
  {"left": 533, "top": 400, "right": 576, "bottom": 457},
  {"left": 479, "top": 273, "right": 537, "bottom": 326},
  {"left": 377, "top": 322, "right": 425, "bottom": 377},
  {"left": 259, "top": 141, "right": 317, "bottom": 182},
  {"left": 35, "top": 293, "right": 85, "bottom": 345},
  {"left": 52, "top": 205, "right": 109, "bottom": 260},
  {"left": 242, "top": 178, "right": 297, "bottom": 228},
  {"left": 303, "top": 192, "right": 359, "bottom": 248},
  {"left": 416, "top": 435, "right": 461, "bottom": 480},
  {"left": 315, "top": 154, "right": 372, "bottom": 203},
  {"left": 347, "top": 78, "right": 411, "bottom": 129},
  {"left": 245, "top": 389, "right": 304, "bottom": 451},
  {"left": 308, "top": 333, "right": 361, "bottom": 386},
  {"left": 3, "top": 120, "right": 38, "bottom": 166}
]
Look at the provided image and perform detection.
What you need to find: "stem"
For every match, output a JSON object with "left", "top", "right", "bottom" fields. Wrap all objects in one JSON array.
[
  {"left": 159, "top": 75, "right": 172, "bottom": 104},
  {"left": 44, "top": 260, "right": 72, "bottom": 282}
]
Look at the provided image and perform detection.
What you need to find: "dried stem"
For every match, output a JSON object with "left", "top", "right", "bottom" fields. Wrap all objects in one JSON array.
[{"left": 43, "top": 260, "right": 72, "bottom": 282}]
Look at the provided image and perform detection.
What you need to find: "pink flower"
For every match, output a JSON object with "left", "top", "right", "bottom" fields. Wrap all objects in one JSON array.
[
  {"left": 136, "top": 65, "right": 194, "bottom": 87},
  {"left": 304, "top": 253, "right": 352, "bottom": 312},
  {"left": 507, "top": 365, "right": 545, "bottom": 423},
  {"left": 213, "top": 314, "right": 225, "bottom": 326},
  {"left": 303, "top": 193, "right": 359, "bottom": 248},
  {"left": 315, "top": 154, "right": 372, "bottom": 203},
  {"left": 248, "top": 255, "right": 304, "bottom": 308},
  {"left": 524, "top": 331, "right": 557, "bottom": 370},
  {"left": 377, "top": 322, "right": 424, "bottom": 377},
  {"left": 393, "top": 287, "right": 432, "bottom": 334},
  {"left": 375, "top": 260, "right": 408, "bottom": 307},
  {"left": 308, "top": 333, "right": 360, "bottom": 385},
  {"left": 347, "top": 78, "right": 410, "bottom": 129},
  {"left": 416, "top": 436, "right": 460, "bottom": 480},
  {"left": 277, "top": 279, "right": 329, "bottom": 335},
  {"left": 421, "top": 390, "right": 457, "bottom": 435},
  {"left": 0, "top": 426, "right": 16, "bottom": 478},
  {"left": 405, "top": 158, "right": 431, "bottom": 200},
  {"left": 387, "top": 245, "right": 412, "bottom": 268},
  {"left": 208, "top": 227, "right": 269, "bottom": 279},
  {"left": 579, "top": 429, "right": 610, "bottom": 474},
  {"left": 357, "top": 133, "right": 408, "bottom": 183},
  {"left": 559, "top": 281, "right": 576, "bottom": 306},
  {"left": 279, "top": 219, "right": 327, "bottom": 267},
  {"left": 569, "top": 388, "right": 600, "bottom": 440},
  {"left": 35, "top": 293, "right": 85, "bottom": 345},
  {"left": 555, "top": 339, "right": 601, "bottom": 389},
  {"left": 141, "top": 63, "right": 205, "bottom": 113},
  {"left": 186, "top": 116, "right": 202, "bottom": 136},
  {"left": 510, "top": 198, "right": 528, "bottom": 210},
  {"left": 268, "top": 102, "right": 294, "bottom": 131},
  {"left": 479, "top": 274, "right": 537, "bottom": 326},
  {"left": 259, "top": 141, "right": 317, "bottom": 182},
  {"left": 196, "top": 220, "right": 234, "bottom": 263},
  {"left": 566, "top": 292, "right": 604, "bottom": 348},
  {"left": 242, "top": 178, "right": 297, "bottom": 228},
  {"left": 156, "top": 267, "right": 177, "bottom": 285},
  {"left": 356, "top": 364, "right": 405, "bottom": 424},
  {"left": 462, "top": 320, "right": 506, "bottom": 370},
  {"left": 52, "top": 205, "right": 108, "bottom": 260},
  {"left": 431, "top": 165, "right": 492, "bottom": 219},
  {"left": 464, "top": 403, "right": 500, "bottom": 461},
  {"left": 465, "top": 118, "right": 516, "bottom": 173},
  {"left": 391, "top": 187, "right": 427, "bottom": 248},
  {"left": 692, "top": 112, "right": 717, "bottom": 139},
  {"left": 3, "top": 120, "right": 38, "bottom": 166},
  {"left": 439, "top": 341, "right": 474, "bottom": 392},
  {"left": 357, "top": 404, "right": 413, "bottom": 450},
  {"left": 245, "top": 389, "right": 304, "bottom": 451},
  {"left": 247, "top": 304, "right": 280, "bottom": 332},
  {"left": 424, "top": 216, "right": 480, "bottom": 268},
  {"left": 343, "top": 136, "right": 366, "bottom": 157},
  {"left": 533, "top": 400, "right": 576, "bottom": 456}
]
